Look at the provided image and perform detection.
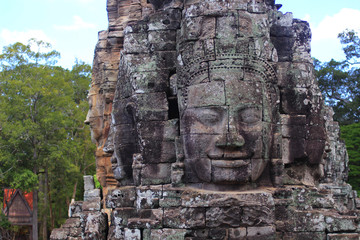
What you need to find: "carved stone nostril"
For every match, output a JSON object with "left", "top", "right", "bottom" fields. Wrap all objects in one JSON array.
[
  {"left": 216, "top": 133, "right": 245, "bottom": 148},
  {"left": 227, "top": 134, "right": 245, "bottom": 148},
  {"left": 215, "top": 134, "right": 227, "bottom": 148}
]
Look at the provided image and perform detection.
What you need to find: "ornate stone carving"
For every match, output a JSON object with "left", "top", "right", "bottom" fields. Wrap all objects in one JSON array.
[{"left": 52, "top": 0, "right": 360, "bottom": 239}]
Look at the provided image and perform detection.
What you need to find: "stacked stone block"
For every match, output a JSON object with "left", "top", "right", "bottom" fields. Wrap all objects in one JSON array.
[{"left": 50, "top": 176, "right": 107, "bottom": 240}]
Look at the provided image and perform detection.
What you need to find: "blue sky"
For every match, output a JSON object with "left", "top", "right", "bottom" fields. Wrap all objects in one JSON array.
[
  {"left": 0, "top": 0, "right": 107, "bottom": 69},
  {"left": 0, "top": 0, "right": 360, "bottom": 69},
  {"left": 277, "top": 0, "right": 360, "bottom": 62}
]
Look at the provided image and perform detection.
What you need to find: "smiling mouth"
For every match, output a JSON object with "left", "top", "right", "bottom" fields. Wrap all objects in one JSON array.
[
  {"left": 212, "top": 160, "right": 250, "bottom": 168},
  {"left": 207, "top": 151, "right": 253, "bottom": 160}
]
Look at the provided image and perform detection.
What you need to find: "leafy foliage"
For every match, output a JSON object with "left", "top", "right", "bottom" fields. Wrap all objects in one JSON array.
[
  {"left": 314, "top": 30, "right": 360, "bottom": 125},
  {"left": 0, "top": 40, "right": 95, "bottom": 236},
  {"left": 341, "top": 123, "right": 360, "bottom": 190}
]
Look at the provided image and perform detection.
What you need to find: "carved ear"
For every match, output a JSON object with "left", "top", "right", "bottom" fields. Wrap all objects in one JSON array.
[{"left": 148, "top": 0, "right": 173, "bottom": 10}]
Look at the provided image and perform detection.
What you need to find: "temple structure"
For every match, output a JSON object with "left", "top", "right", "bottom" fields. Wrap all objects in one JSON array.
[{"left": 51, "top": 0, "right": 360, "bottom": 239}]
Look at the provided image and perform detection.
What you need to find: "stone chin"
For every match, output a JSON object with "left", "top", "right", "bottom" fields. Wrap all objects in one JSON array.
[{"left": 194, "top": 158, "right": 268, "bottom": 184}]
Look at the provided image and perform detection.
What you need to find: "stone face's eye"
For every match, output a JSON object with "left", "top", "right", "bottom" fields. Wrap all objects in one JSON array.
[
  {"left": 196, "top": 109, "right": 222, "bottom": 126},
  {"left": 239, "top": 108, "right": 261, "bottom": 124}
]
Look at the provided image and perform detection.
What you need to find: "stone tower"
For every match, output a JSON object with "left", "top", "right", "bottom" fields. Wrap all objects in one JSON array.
[{"left": 51, "top": 0, "right": 360, "bottom": 239}]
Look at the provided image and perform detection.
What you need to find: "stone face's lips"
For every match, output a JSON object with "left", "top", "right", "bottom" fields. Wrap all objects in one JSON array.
[
  {"left": 207, "top": 151, "right": 253, "bottom": 160},
  {"left": 212, "top": 160, "right": 250, "bottom": 168}
]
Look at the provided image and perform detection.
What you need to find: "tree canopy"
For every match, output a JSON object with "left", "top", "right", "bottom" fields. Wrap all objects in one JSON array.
[
  {"left": 315, "top": 30, "right": 360, "bottom": 125},
  {"left": 0, "top": 39, "right": 95, "bottom": 239}
]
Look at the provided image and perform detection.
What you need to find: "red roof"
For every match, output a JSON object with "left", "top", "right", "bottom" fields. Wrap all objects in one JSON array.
[{"left": 3, "top": 189, "right": 33, "bottom": 211}]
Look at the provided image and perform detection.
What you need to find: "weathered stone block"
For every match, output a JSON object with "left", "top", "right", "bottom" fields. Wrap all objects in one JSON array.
[
  {"left": 82, "top": 198, "right": 101, "bottom": 212},
  {"left": 141, "top": 163, "right": 172, "bottom": 185},
  {"left": 282, "top": 137, "right": 306, "bottom": 164},
  {"left": 124, "top": 228, "right": 141, "bottom": 240},
  {"left": 182, "top": 16, "right": 216, "bottom": 41},
  {"left": 183, "top": 1, "right": 229, "bottom": 17},
  {"left": 276, "top": 210, "right": 325, "bottom": 232},
  {"left": 247, "top": 226, "right": 275, "bottom": 239},
  {"left": 106, "top": 187, "right": 136, "bottom": 208},
  {"left": 107, "top": 226, "right": 124, "bottom": 240},
  {"left": 111, "top": 207, "right": 137, "bottom": 228},
  {"left": 83, "top": 212, "right": 108, "bottom": 240},
  {"left": 69, "top": 201, "right": 83, "bottom": 218},
  {"left": 229, "top": 227, "right": 246, "bottom": 239},
  {"left": 306, "top": 139, "right": 325, "bottom": 164},
  {"left": 248, "top": 0, "right": 267, "bottom": 13},
  {"left": 123, "top": 32, "right": 149, "bottom": 53},
  {"left": 148, "top": 9, "right": 181, "bottom": 31},
  {"left": 159, "top": 197, "right": 182, "bottom": 208},
  {"left": 128, "top": 209, "right": 163, "bottom": 228},
  {"left": 181, "top": 191, "right": 274, "bottom": 208},
  {"left": 84, "top": 189, "right": 101, "bottom": 201},
  {"left": 327, "top": 233, "right": 360, "bottom": 240},
  {"left": 135, "top": 92, "right": 169, "bottom": 121},
  {"left": 206, "top": 206, "right": 242, "bottom": 227},
  {"left": 325, "top": 215, "right": 357, "bottom": 232},
  {"left": 271, "top": 36, "right": 295, "bottom": 62},
  {"left": 141, "top": 140, "right": 176, "bottom": 164},
  {"left": 187, "top": 81, "right": 225, "bottom": 108},
  {"left": 62, "top": 218, "right": 81, "bottom": 228},
  {"left": 50, "top": 228, "right": 70, "bottom": 240},
  {"left": 164, "top": 207, "right": 206, "bottom": 228},
  {"left": 84, "top": 175, "right": 95, "bottom": 191},
  {"left": 137, "top": 120, "right": 170, "bottom": 140},
  {"left": 136, "top": 185, "right": 162, "bottom": 209},
  {"left": 145, "top": 229, "right": 187, "bottom": 240},
  {"left": 69, "top": 227, "right": 82, "bottom": 237},
  {"left": 129, "top": 71, "right": 169, "bottom": 94},
  {"left": 282, "top": 232, "right": 326, "bottom": 240},
  {"left": 148, "top": 30, "right": 177, "bottom": 51},
  {"left": 281, "top": 124, "right": 306, "bottom": 138}
]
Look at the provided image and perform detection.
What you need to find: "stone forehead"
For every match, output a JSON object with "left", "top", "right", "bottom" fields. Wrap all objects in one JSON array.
[
  {"left": 185, "top": 80, "right": 263, "bottom": 109},
  {"left": 178, "top": 55, "right": 277, "bottom": 88},
  {"left": 178, "top": 55, "right": 277, "bottom": 110}
]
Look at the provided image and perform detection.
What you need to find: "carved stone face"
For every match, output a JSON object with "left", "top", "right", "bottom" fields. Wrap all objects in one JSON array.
[{"left": 181, "top": 73, "right": 274, "bottom": 185}]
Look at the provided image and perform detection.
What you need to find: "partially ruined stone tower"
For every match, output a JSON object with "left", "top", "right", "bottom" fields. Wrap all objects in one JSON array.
[{"left": 51, "top": 0, "right": 360, "bottom": 239}]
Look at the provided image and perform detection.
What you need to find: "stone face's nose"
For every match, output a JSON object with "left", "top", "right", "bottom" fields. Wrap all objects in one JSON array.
[
  {"left": 227, "top": 132, "right": 245, "bottom": 148},
  {"left": 215, "top": 131, "right": 245, "bottom": 149},
  {"left": 84, "top": 110, "right": 90, "bottom": 125}
]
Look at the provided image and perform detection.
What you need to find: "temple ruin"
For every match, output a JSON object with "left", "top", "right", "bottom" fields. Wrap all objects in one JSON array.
[{"left": 51, "top": 0, "right": 360, "bottom": 239}]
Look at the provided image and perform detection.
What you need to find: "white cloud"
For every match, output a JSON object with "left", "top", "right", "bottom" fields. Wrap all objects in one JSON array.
[
  {"left": 0, "top": 29, "right": 55, "bottom": 45},
  {"left": 54, "top": 16, "right": 96, "bottom": 31},
  {"left": 312, "top": 8, "right": 360, "bottom": 42}
]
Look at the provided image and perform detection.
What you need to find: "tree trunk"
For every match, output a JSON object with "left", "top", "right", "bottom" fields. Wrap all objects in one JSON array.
[
  {"left": 32, "top": 187, "right": 38, "bottom": 240},
  {"left": 47, "top": 172, "right": 55, "bottom": 229},
  {"left": 42, "top": 168, "right": 48, "bottom": 240},
  {"left": 32, "top": 143, "right": 38, "bottom": 240}
]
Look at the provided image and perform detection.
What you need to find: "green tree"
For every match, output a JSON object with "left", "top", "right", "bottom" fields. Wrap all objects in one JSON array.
[
  {"left": 315, "top": 30, "right": 360, "bottom": 191},
  {"left": 315, "top": 30, "right": 360, "bottom": 125},
  {"left": 341, "top": 123, "right": 360, "bottom": 190},
  {"left": 0, "top": 40, "right": 95, "bottom": 239}
]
